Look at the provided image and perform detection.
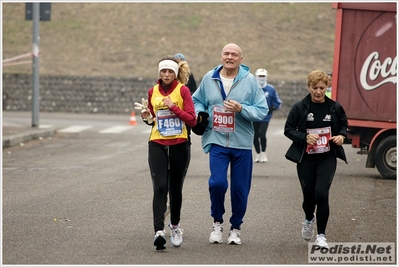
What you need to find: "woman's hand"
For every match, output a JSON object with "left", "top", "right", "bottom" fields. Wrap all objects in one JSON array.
[
  {"left": 141, "top": 110, "right": 150, "bottom": 119},
  {"left": 330, "top": 135, "right": 345, "bottom": 146},
  {"left": 306, "top": 134, "right": 319, "bottom": 145},
  {"left": 163, "top": 96, "right": 175, "bottom": 109}
]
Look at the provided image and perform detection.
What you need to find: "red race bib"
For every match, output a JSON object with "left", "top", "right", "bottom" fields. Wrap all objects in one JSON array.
[
  {"left": 212, "top": 106, "right": 235, "bottom": 132},
  {"left": 306, "top": 127, "right": 331, "bottom": 154}
]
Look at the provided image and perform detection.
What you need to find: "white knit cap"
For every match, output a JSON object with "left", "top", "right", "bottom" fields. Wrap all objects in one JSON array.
[{"left": 158, "top": 60, "right": 179, "bottom": 77}]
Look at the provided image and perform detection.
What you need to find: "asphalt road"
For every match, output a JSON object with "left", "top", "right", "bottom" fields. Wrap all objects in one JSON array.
[{"left": 2, "top": 112, "right": 396, "bottom": 265}]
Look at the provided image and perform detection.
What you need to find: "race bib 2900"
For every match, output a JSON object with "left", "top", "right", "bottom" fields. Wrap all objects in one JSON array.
[{"left": 213, "top": 106, "right": 235, "bottom": 132}]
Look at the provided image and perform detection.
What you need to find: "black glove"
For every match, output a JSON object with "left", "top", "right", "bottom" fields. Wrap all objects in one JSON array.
[{"left": 192, "top": 111, "right": 209, "bottom": 136}]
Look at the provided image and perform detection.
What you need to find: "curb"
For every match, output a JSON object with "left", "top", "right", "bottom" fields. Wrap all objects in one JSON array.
[{"left": 3, "top": 128, "right": 57, "bottom": 148}]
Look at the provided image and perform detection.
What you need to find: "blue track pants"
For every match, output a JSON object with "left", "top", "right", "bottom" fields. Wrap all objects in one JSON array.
[{"left": 208, "top": 144, "right": 253, "bottom": 230}]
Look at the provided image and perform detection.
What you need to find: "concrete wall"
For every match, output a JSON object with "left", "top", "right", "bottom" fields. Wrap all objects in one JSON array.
[{"left": 3, "top": 73, "right": 308, "bottom": 119}]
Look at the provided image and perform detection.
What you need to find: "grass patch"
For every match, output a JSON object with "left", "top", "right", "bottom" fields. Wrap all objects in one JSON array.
[{"left": 2, "top": 2, "right": 336, "bottom": 81}]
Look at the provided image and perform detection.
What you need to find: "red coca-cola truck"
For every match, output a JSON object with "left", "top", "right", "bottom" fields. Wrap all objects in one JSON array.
[{"left": 331, "top": 3, "right": 397, "bottom": 179}]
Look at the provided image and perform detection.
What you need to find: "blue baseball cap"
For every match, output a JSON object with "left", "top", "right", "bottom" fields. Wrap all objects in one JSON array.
[{"left": 174, "top": 53, "right": 186, "bottom": 61}]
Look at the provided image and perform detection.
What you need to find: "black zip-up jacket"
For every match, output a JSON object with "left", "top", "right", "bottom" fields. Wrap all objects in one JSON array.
[{"left": 284, "top": 94, "right": 348, "bottom": 164}]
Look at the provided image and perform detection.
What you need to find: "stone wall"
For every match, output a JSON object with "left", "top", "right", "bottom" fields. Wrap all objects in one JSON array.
[{"left": 3, "top": 73, "right": 308, "bottom": 119}]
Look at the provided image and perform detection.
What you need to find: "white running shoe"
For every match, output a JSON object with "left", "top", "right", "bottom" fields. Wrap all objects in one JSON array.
[
  {"left": 227, "top": 229, "right": 241, "bottom": 245},
  {"left": 315, "top": 234, "right": 329, "bottom": 249},
  {"left": 169, "top": 223, "right": 183, "bottom": 247},
  {"left": 260, "top": 152, "right": 268, "bottom": 162},
  {"left": 154, "top": 230, "right": 166, "bottom": 251},
  {"left": 209, "top": 222, "right": 223, "bottom": 243},
  {"left": 254, "top": 154, "right": 261, "bottom": 163},
  {"left": 302, "top": 214, "right": 315, "bottom": 241}
]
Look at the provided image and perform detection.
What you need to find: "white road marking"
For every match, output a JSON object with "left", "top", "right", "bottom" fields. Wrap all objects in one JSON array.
[
  {"left": 58, "top": 125, "right": 93, "bottom": 133},
  {"left": 39, "top": 124, "right": 53, "bottom": 129},
  {"left": 99, "top": 126, "right": 133, "bottom": 134}
]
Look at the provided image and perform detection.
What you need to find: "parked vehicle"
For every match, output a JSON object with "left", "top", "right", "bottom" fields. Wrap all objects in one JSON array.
[{"left": 332, "top": 2, "right": 397, "bottom": 179}]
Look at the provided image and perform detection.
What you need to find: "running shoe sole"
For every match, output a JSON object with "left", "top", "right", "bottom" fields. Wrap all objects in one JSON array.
[{"left": 154, "top": 235, "right": 166, "bottom": 251}]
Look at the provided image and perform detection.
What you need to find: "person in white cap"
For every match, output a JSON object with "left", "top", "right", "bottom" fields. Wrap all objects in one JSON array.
[
  {"left": 140, "top": 55, "right": 197, "bottom": 251},
  {"left": 253, "top": 68, "right": 282, "bottom": 163}
]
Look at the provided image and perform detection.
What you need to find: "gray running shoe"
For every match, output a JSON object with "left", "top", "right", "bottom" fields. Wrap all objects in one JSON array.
[{"left": 302, "top": 214, "right": 315, "bottom": 241}]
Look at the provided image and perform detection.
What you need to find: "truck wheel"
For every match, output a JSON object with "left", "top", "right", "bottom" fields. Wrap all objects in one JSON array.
[{"left": 375, "top": 135, "right": 397, "bottom": 179}]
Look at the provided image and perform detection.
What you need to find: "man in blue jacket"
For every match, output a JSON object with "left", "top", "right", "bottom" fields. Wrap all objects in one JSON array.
[
  {"left": 253, "top": 68, "right": 282, "bottom": 163},
  {"left": 192, "top": 43, "right": 268, "bottom": 245}
]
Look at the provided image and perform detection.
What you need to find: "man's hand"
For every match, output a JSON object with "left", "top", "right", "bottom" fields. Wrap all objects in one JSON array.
[{"left": 223, "top": 99, "right": 242, "bottom": 113}]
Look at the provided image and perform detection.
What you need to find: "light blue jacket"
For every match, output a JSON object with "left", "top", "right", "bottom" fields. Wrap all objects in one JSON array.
[{"left": 192, "top": 64, "right": 269, "bottom": 153}]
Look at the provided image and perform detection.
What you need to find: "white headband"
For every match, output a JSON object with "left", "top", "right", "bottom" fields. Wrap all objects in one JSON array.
[{"left": 158, "top": 60, "right": 178, "bottom": 77}]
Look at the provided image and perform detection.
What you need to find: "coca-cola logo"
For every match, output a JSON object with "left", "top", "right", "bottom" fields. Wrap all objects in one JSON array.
[
  {"left": 360, "top": 52, "right": 397, "bottom": 90},
  {"left": 355, "top": 12, "right": 397, "bottom": 91}
]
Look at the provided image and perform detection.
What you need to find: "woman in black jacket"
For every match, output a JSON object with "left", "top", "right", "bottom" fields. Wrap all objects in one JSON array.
[{"left": 284, "top": 69, "right": 348, "bottom": 249}]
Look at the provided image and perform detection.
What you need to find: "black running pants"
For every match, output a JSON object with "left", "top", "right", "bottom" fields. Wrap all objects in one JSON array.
[
  {"left": 148, "top": 141, "right": 190, "bottom": 232},
  {"left": 296, "top": 156, "right": 336, "bottom": 235}
]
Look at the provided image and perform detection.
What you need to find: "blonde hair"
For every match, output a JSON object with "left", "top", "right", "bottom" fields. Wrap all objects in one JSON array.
[
  {"left": 177, "top": 60, "right": 190, "bottom": 85},
  {"left": 307, "top": 70, "right": 328, "bottom": 87},
  {"left": 159, "top": 56, "right": 190, "bottom": 85}
]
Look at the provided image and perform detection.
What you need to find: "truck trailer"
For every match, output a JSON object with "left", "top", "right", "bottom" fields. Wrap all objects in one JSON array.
[{"left": 332, "top": 2, "right": 397, "bottom": 179}]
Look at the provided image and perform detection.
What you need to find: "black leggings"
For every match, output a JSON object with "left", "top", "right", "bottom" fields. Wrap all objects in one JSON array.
[
  {"left": 253, "top": 121, "right": 270, "bottom": 154},
  {"left": 148, "top": 141, "right": 190, "bottom": 232},
  {"left": 296, "top": 156, "right": 336, "bottom": 235}
]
